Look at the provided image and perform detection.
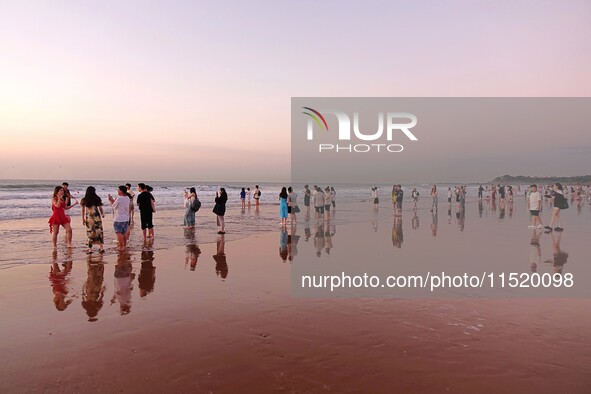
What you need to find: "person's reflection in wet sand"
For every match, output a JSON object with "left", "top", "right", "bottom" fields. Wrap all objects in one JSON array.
[
  {"left": 314, "top": 222, "right": 325, "bottom": 257},
  {"left": 491, "top": 197, "right": 497, "bottom": 213},
  {"left": 214, "top": 235, "right": 228, "bottom": 280},
  {"left": 431, "top": 211, "right": 438, "bottom": 237},
  {"left": 391, "top": 216, "right": 403, "bottom": 248},
  {"left": 287, "top": 224, "right": 300, "bottom": 262},
  {"left": 546, "top": 232, "right": 569, "bottom": 274},
  {"left": 111, "top": 252, "right": 134, "bottom": 315},
  {"left": 139, "top": 249, "right": 156, "bottom": 298},
  {"left": 478, "top": 200, "right": 484, "bottom": 218},
  {"left": 447, "top": 207, "right": 452, "bottom": 224},
  {"left": 508, "top": 201, "right": 514, "bottom": 218},
  {"left": 304, "top": 221, "right": 311, "bottom": 242},
  {"left": 456, "top": 209, "right": 465, "bottom": 232},
  {"left": 411, "top": 210, "right": 419, "bottom": 230},
  {"left": 279, "top": 228, "right": 288, "bottom": 262},
  {"left": 185, "top": 244, "right": 201, "bottom": 271},
  {"left": 499, "top": 199, "right": 506, "bottom": 220},
  {"left": 529, "top": 228, "right": 543, "bottom": 273},
  {"left": 49, "top": 250, "right": 73, "bottom": 311},
  {"left": 324, "top": 221, "right": 333, "bottom": 255},
  {"left": 371, "top": 206, "right": 379, "bottom": 232},
  {"left": 81, "top": 253, "right": 105, "bottom": 322}
]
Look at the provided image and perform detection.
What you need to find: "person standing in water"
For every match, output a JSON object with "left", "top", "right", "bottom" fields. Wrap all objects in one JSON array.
[
  {"left": 279, "top": 187, "right": 288, "bottom": 227},
  {"left": 213, "top": 187, "right": 228, "bottom": 234},
  {"left": 288, "top": 186, "right": 300, "bottom": 225},
  {"left": 80, "top": 186, "right": 105, "bottom": 254},
  {"left": 303, "top": 185, "right": 312, "bottom": 216},
  {"left": 183, "top": 187, "right": 197, "bottom": 229},
  {"left": 137, "top": 183, "right": 155, "bottom": 241},
  {"left": 49, "top": 186, "right": 78, "bottom": 250},
  {"left": 108, "top": 186, "right": 131, "bottom": 251},
  {"left": 431, "top": 185, "right": 438, "bottom": 212}
]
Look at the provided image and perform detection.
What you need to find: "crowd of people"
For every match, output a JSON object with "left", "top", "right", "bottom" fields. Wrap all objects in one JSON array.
[{"left": 49, "top": 180, "right": 591, "bottom": 253}]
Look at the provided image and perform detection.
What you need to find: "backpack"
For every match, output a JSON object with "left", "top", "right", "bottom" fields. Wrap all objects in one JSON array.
[
  {"left": 190, "top": 198, "right": 201, "bottom": 212},
  {"left": 258, "top": 190, "right": 262, "bottom": 197}
]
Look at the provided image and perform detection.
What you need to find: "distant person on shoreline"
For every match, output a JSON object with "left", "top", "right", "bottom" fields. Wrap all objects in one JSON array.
[
  {"left": 303, "top": 185, "right": 311, "bottom": 216},
  {"left": 254, "top": 185, "right": 261, "bottom": 207},
  {"left": 314, "top": 186, "right": 326, "bottom": 219},
  {"left": 546, "top": 183, "right": 567, "bottom": 232},
  {"left": 395, "top": 185, "right": 403, "bottom": 216},
  {"left": 528, "top": 184, "right": 544, "bottom": 229},
  {"left": 62, "top": 182, "right": 73, "bottom": 207},
  {"left": 240, "top": 188, "right": 246, "bottom": 209},
  {"left": 279, "top": 187, "right": 288, "bottom": 227},
  {"left": 430, "top": 185, "right": 438, "bottom": 212},
  {"left": 288, "top": 186, "right": 300, "bottom": 224},
  {"left": 137, "top": 183, "right": 155, "bottom": 241},
  {"left": 183, "top": 187, "right": 198, "bottom": 229},
  {"left": 372, "top": 187, "right": 379, "bottom": 207},
  {"left": 126, "top": 183, "right": 135, "bottom": 224},
  {"left": 247, "top": 187, "right": 252, "bottom": 208},
  {"left": 324, "top": 186, "right": 332, "bottom": 219},
  {"left": 80, "top": 186, "right": 105, "bottom": 254},
  {"left": 411, "top": 188, "right": 419, "bottom": 210},
  {"left": 49, "top": 185, "right": 78, "bottom": 249},
  {"left": 478, "top": 184, "right": 484, "bottom": 199},
  {"left": 108, "top": 186, "right": 131, "bottom": 250},
  {"left": 213, "top": 187, "right": 227, "bottom": 234},
  {"left": 330, "top": 187, "right": 336, "bottom": 209}
]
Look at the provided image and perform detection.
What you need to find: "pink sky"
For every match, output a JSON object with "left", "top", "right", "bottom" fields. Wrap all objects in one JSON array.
[{"left": 1, "top": 1, "right": 590, "bottom": 182}]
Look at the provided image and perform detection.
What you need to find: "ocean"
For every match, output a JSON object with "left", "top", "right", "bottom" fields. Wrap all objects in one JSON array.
[{"left": 0, "top": 179, "right": 485, "bottom": 221}]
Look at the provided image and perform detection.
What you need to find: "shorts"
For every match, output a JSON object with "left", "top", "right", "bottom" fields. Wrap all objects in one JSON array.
[
  {"left": 373, "top": 197, "right": 379, "bottom": 204},
  {"left": 140, "top": 210, "right": 154, "bottom": 229},
  {"left": 324, "top": 204, "right": 331, "bottom": 212},
  {"left": 530, "top": 210, "right": 539, "bottom": 217},
  {"left": 315, "top": 206, "right": 325, "bottom": 214},
  {"left": 113, "top": 221, "right": 129, "bottom": 234},
  {"left": 396, "top": 200, "right": 402, "bottom": 209},
  {"left": 448, "top": 197, "right": 451, "bottom": 203},
  {"left": 331, "top": 201, "right": 335, "bottom": 208},
  {"left": 287, "top": 206, "right": 292, "bottom": 214}
]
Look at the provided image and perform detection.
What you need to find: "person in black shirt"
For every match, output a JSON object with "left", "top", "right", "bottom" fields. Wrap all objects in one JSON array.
[
  {"left": 213, "top": 187, "right": 228, "bottom": 234},
  {"left": 137, "top": 183, "right": 155, "bottom": 241}
]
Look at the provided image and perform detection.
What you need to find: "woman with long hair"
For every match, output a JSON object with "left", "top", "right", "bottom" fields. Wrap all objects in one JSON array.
[
  {"left": 430, "top": 185, "right": 438, "bottom": 212},
  {"left": 213, "top": 187, "right": 228, "bottom": 234},
  {"left": 279, "top": 187, "right": 288, "bottom": 227},
  {"left": 183, "top": 187, "right": 197, "bottom": 229},
  {"left": 49, "top": 186, "right": 78, "bottom": 249},
  {"left": 546, "top": 183, "right": 566, "bottom": 232},
  {"left": 80, "top": 186, "right": 105, "bottom": 254}
]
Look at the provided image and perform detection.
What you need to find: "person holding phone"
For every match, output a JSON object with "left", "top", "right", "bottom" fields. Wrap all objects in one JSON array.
[{"left": 213, "top": 187, "right": 228, "bottom": 234}]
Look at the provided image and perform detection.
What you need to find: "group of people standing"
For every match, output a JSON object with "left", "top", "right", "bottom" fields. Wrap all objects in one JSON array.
[{"left": 49, "top": 182, "right": 155, "bottom": 252}]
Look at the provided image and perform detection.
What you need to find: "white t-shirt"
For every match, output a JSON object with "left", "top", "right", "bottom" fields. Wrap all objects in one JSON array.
[
  {"left": 529, "top": 191, "right": 541, "bottom": 210},
  {"left": 112, "top": 195, "right": 131, "bottom": 222}
]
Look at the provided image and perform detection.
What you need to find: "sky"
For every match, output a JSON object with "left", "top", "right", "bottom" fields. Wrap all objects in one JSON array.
[{"left": 0, "top": 0, "right": 590, "bottom": 182}]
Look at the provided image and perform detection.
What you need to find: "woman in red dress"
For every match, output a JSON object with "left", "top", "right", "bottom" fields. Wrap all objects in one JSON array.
[{"left": 49, "top": 186, "right": 78, "bottom": 249}]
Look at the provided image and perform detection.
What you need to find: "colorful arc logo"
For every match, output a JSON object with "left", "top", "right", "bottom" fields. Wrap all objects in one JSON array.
[{"left": 302, "top": 107, "right": 329, "bottom": 131}]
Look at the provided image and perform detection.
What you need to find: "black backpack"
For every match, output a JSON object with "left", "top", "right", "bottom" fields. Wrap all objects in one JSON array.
[{"left": 190, "top": 198, "right": 201, "bottom": 212}]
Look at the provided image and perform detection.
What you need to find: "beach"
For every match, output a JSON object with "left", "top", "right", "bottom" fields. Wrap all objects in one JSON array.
[{"left": 1, "top": 194, "right": 591, "bottom": 392}]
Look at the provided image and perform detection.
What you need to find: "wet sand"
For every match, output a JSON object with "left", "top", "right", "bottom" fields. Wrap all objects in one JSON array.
[{"left": 1, "top": 198, "right": 591, "bottom": 392}]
